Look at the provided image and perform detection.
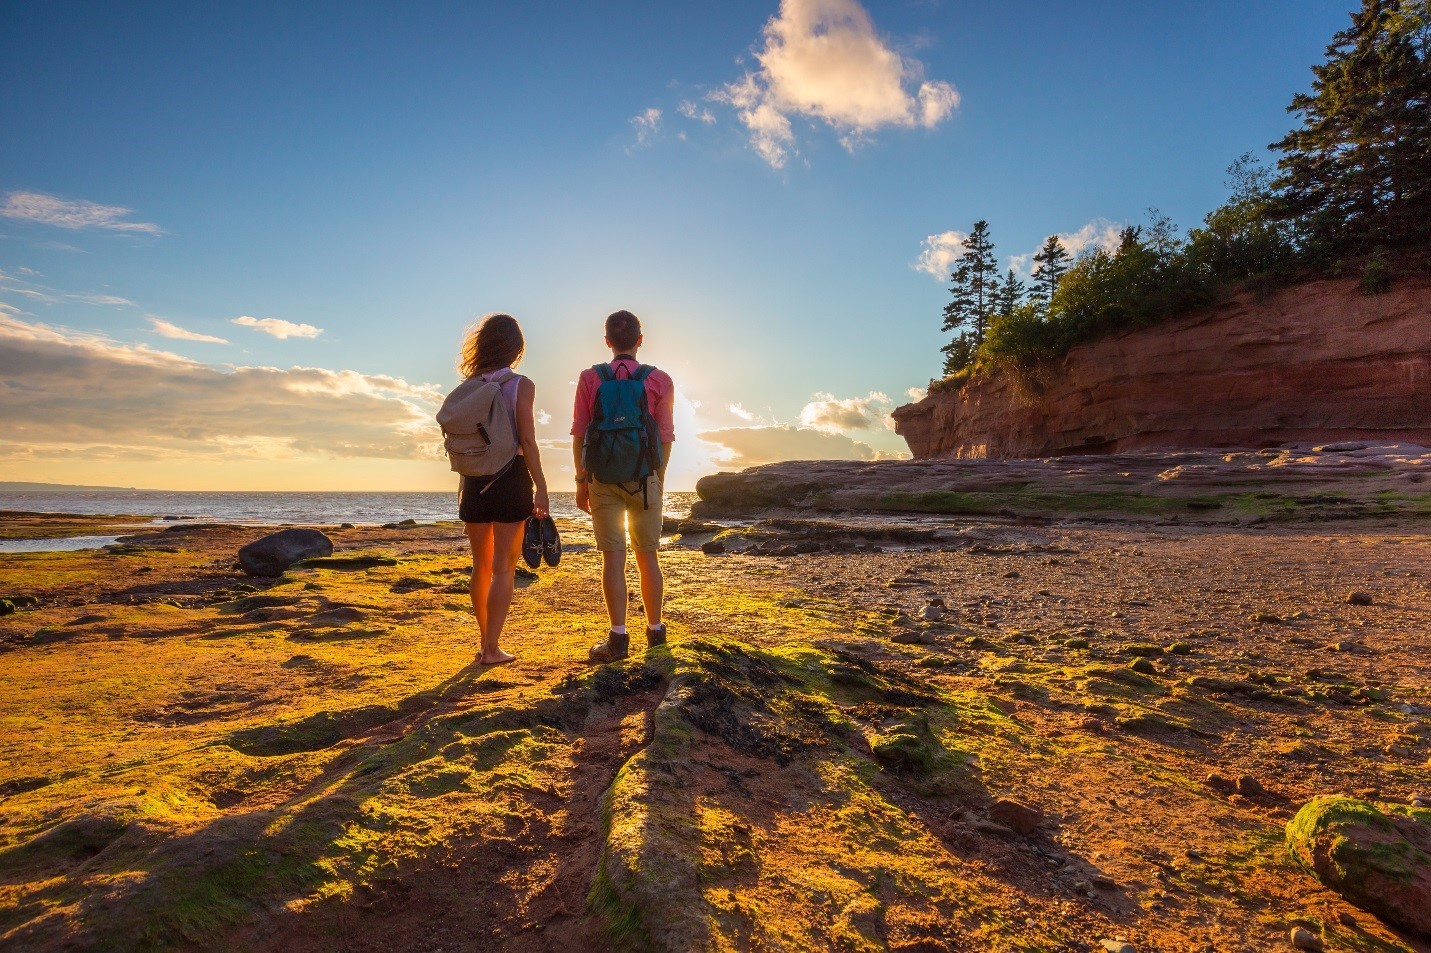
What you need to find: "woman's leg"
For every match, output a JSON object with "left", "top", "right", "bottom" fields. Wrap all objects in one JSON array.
[
  {"left": 480, "top": 520, "right": 525, "bottom": 663},
  {"left": 465, "top": 522, "right": 494, "bottom": 643}
]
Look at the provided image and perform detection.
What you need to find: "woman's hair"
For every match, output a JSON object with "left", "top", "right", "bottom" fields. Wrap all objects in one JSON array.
[{"left": 460, "top": 313, "right": 525, "bottom": 378}]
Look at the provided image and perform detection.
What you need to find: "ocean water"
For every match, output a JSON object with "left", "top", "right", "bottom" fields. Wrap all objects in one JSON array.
[{"left": 0, "top": 490, "right": 698, "bottom": 527}]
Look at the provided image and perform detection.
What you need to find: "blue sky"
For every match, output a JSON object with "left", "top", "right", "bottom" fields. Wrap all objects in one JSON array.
[{"left": 0, "top": 0, "right": 1352, "bottom": 490}]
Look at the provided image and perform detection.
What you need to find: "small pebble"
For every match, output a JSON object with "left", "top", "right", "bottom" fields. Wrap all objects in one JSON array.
[
  {"left": 1345, "top": 590, "right": 1373, "bottom": 606},
  {"left": 1100, "top": 941, "right": 1135, "bottom": 953},
  {"left": 1289, "top": 925, "right": 1324, "bottom": 950}
]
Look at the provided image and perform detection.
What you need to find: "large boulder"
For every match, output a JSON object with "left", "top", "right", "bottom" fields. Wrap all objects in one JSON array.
[
  {"left": 238, "top": 529, "right": 333, "bottom": 578},
  {"left": 1286, "top": 796, "right": 1431, "bottom": 938}
]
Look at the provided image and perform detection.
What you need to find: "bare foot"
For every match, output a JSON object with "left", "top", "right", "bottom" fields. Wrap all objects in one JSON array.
[{"left": 477, "top": 649, "right": 516, "bottom": 666}]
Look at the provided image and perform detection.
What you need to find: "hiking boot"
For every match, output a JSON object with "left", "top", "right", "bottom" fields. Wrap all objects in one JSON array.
[
  {"left": 646, "top": 622, "right": 667, "bottom": 647},
  {"left": 538, "top": 516, "right": 561, "bottom": 567},
  {"left": 521, "top": 517, "right": 542, "bottom": 569},
  {"left": 589, "top": 630, "right": 629, "bottom": 663}
]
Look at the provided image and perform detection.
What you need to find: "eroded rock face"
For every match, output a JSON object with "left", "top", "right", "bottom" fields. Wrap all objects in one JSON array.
[
  {"left": 1286, "top": 796, "right": 1431, "bottom": 938},
  {"left": 893, "top": 278, "right": 1431, "bottom": 460},
  {"left": 237, "top": 528, "right": 333, "bottom": 577}
]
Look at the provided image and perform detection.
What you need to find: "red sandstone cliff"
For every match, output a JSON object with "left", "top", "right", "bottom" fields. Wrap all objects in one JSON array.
[{"left": 892, "top": 277, "right": 1431, "bottom": 460}]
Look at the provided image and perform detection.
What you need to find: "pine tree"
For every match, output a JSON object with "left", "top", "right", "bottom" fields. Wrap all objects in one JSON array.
[
  {"left": 940, "top": 332, "right": 978, "bottom": 376},
  {"left": 995, "top": 267, "right": 1025, "bottom": 317},
  {"left": 939, "top": 221, "right": 999, "bottom": 373},
  {"left": 1029, "top": 235, "right": 1071, "bottom": 308},
  {"left": 1270, "top": 0, "right": 1431, "bottom": 256}
]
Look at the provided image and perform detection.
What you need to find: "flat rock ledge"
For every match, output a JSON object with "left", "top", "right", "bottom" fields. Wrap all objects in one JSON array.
[{"left": 691, "top": 445, "right": 1429, "bottom": 522}]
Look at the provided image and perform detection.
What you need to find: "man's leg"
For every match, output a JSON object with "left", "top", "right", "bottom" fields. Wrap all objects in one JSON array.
[
  {"left": 602, "top": 549, "right": 628, "bottom": 630},
  {"left": 632, "top": 549, "right": 663, "bottom": 628},
  {"left": 588, "top": 480, "right": 631, "bottom": 662},
  {"left": 629, "top": 474, "right": 665, "bottom": 640}
]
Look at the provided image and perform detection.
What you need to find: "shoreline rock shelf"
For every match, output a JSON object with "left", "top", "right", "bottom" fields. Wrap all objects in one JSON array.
[{"left": 691, "top": 445, "right": 1430, "bottom": 522}]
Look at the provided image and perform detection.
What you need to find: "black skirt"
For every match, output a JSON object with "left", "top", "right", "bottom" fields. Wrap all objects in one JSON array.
[{"left": 458, "top": 455, "right": 534, "bottom": 524}]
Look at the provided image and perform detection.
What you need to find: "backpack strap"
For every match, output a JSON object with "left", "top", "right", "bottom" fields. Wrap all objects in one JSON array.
[{"left": 589, "top": 364, "right": 612, "bottom": 430}]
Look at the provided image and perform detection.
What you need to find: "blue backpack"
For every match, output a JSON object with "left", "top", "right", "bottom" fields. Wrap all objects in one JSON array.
[{"left": 583, "top": 362, "right": 662, "bottom": 507}]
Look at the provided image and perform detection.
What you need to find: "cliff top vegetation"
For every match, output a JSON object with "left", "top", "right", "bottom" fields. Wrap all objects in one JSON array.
[{"left": 935, "top": 0, "right": 1431, "bottom": 389}]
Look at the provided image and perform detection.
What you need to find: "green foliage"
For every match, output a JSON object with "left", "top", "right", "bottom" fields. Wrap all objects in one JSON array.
[
  {"left": 940, "top": 221, "right": 999, "bottom": 372},
  {"left": 940, "top": 331, "right": 978, "bottom": 376},
  {"left": 1269, "top": 0, "right": 1431, "bottom": 260},
  {"left": 1186, "top": 152, "right": 1302, "bottom": 285},
  {"left": 1360, "top": 248, "right": 1396, "bottom": 292},
  {"left": 1029, "top": 234, "right": 1071, "bottom": 307},
  {"left": 928, "top": 3, "right": 1428, "bottom": 383},
  {"left": 976, "top": 212, "right": 1217, "bottom": 371}
]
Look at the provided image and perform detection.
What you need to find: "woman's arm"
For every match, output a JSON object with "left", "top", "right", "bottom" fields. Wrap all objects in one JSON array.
[{"left": 515, "top": 377, "right": 550, "bottom": 519}]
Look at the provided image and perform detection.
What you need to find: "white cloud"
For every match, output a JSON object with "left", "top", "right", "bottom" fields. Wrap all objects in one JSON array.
[
  {"left": 0, "top": 269, "right": 136, "bottom": 307},
  {"left": 799, "top": 390, "right": 893, "bottom": 432},
  {"left": 232, "top": 316, "right": 323, "bottom": 340},
  {"left": 914, "top": 229, "right": 967, "bottom": 278},
  {"left": 629, "top": 108, "right": 662, "bottom": 150},
  {"left": 712, "top": 0, "right": 959, "bottom": 168},
  {"left": 678, "top": 100, "right": 717, "bottom": 124},
  {"left": 905, "top": 386, "right": 927, "bottom": 402},
  {"left": 147, "top": 316, "right": 229, "bottom": 344},
  {"left": 699, "top": 424, "right": 876, "bottom": 470},
  {"left": 727, "top": 401, "right": 779, "bottom": 426},
  {"left": 1060, "top": 218, "right": 1124, "bottom": 257},
  {"left": 1009, "top": 218, "right": 1124, "bottom": 276},
  {"left": 1, "top": 191, "right": 162, "bottom": 235},
  {"left": 71, "top": 293, "right": 135, "bottom": 307},
  {"left": 536, "top": 409, "right": 553, "bottom": 426},
  {"left": 0, "top": 316, "right": 437, "bottom": 460}
]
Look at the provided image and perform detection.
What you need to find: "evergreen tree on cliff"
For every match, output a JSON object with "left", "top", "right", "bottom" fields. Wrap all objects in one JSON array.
[
  {"left": 1030, "top": 235, "right": 1071, "bottom": 309},
  {"left": 996, "top": 267, "right": 1026, "bottom": 318},
  {"left": 1271, "top": 0, "right": 1431, "bottom": 256},
  {"left": 940, "top": 221, "right": 999, "bottom": 373}
]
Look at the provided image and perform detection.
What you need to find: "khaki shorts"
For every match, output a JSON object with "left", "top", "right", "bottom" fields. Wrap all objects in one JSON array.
[{"left": 590, "top": 474, "right": 663, "bottom": 552}]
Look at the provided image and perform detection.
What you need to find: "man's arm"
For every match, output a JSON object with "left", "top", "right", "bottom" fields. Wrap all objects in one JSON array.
[
  {"left": 572, "top": 371, "right": 593, "bottom": 512},
  {"left": 573, "top": 435, "right": 591, "bottom": 514}
]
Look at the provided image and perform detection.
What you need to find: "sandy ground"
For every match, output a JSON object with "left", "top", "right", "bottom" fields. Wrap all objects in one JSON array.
[{"left": 0, "top": 511, "right": 1427, "bottom": 952}]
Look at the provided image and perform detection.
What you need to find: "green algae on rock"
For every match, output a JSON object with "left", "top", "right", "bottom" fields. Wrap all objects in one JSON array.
[{"left": 1286, "top": 796, "right": 1431, "bottom": 938}]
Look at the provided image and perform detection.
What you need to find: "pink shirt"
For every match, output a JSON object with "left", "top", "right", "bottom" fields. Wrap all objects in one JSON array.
[{"left": 571, "top": 358, "right": 676, "bottom": 444}]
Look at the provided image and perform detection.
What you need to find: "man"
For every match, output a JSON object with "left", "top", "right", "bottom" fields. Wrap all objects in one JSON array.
[{"left": 572, "top": 309, "right": 675, "bottom": 662}]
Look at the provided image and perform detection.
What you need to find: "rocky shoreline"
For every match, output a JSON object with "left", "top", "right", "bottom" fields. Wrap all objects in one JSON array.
[
  {"left": 691, "top": 443, "right": 1430, "bottom": 521},
  {"left": 1, "top": 490, "right": 1429, "bottom": 951}
]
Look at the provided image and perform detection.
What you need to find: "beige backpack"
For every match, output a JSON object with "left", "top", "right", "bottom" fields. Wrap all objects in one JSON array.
[{"left": 436, "top": 369, "right": 520, "bottom": 480}]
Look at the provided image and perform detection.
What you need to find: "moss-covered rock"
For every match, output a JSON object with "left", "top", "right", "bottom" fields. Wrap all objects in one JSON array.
[{"left": 1286, "top": 796, "right": 1431, "bottom": 938}]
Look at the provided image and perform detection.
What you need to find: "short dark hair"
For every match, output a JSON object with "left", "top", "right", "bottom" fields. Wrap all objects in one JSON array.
[{"left": 605, "top": 310, "right": 641, "bottom": 351}]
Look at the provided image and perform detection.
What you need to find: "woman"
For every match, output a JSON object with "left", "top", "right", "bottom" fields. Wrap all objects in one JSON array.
[{"left": 456, "top": 313, "right": 550, "bottom": 665}]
